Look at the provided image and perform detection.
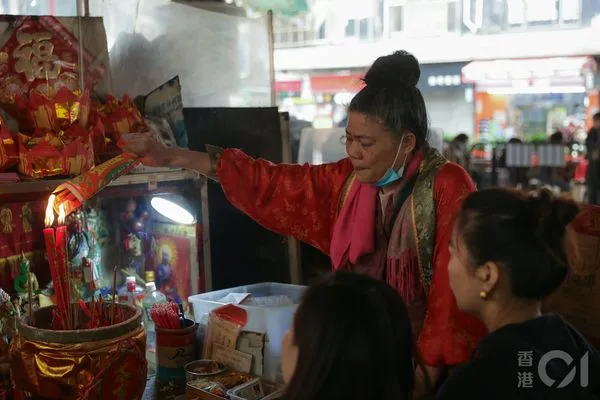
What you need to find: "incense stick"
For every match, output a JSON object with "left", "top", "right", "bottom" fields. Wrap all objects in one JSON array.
[
  {"left": 68, "top": 262, "right": 73, "bottom": 330},
  {"left": 90, "top": 294, "right": 96, "bottom": 329},
  {"left": 27, "top": 272, "right": 33, "bottom": 326},
  {"left": 72, "top": 280, "right": 79, "bottom": 329},
  {"left": 111, "top": 266, "right": 117, "bottom": 325}
]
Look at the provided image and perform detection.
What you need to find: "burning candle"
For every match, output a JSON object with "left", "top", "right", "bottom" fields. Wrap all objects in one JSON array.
[
  {"left": 43, "top": 195, "right": 72, "bottom": 329},
  {"left": 55, "top": 204, "right": 71, "bottom": 329},
  {"left": 43, "top": 195, "right": 65, "bottom": 328}
]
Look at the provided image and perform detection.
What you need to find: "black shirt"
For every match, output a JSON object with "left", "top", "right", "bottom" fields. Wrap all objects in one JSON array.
[{"left": 437, "top": 315, "right": 600, "bottom": 400}]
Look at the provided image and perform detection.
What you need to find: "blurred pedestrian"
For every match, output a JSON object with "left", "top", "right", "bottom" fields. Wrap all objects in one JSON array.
[{"left": 586, "top": 112, "right": 600, "bottom": 204}]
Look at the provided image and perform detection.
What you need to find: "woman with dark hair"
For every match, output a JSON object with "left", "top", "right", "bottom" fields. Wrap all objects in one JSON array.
[
  {"left": 439, "top": 188, "right": 600, "bottom": 399},
  {"left": 281, "top": 270, "right": 422, "bottom": 400},
  {"left": 125, "top": 50, "right": 486, "bottom": 389}
]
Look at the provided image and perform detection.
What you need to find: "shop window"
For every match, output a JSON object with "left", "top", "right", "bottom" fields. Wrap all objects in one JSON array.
[
  {"left": 273, "top": 14, "right": 320, "bottom": 47},
  {"left": 447, "top": 1, "right": 458, "bottom": 32},
  {"left": 482, "top": 0, "right": 506, "bottom": 32},
  {"left": 317, "top": 21, "right": 326, "bottom": 39},
  {"left": 560, "top": 0, "right": 581, "bottom": 22},
  {"left": 525, "top": 0, "right": 558, "bottom": 25},
  {"left": 345, "top": 19, "right": 357, "bottom": 37},
  {"left": 345, "top": 18, "right": 373, "bottom": 39},
  {"left": 508, "top": 0, "right": 526, "bottom": 25},
  {"left": 404, "top": 0, "right": 449, "bottom": 36},
  {"left": 389, "top": 5, "right": 403, "bottom": 32}
]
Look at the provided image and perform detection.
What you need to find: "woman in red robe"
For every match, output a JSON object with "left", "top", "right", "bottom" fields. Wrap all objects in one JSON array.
[{"left": 126, "top": 50, "right": 487, "bottom": 392}]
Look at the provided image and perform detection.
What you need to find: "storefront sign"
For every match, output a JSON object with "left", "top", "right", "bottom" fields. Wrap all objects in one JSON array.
[{"left": 419, "top": 62, "right": 469, "bottom": 92}]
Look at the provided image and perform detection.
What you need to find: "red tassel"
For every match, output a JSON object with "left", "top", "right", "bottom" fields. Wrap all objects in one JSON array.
[
  {"left": 387, "top": 259, "right": 395, "bottom": 290},
  {"left": 387, "top": 250, "right": 417, "bottom": 303}
]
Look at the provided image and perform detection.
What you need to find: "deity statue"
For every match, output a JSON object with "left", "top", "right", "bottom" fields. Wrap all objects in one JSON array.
[
  {"left": 156, "top": 246, "right": 175, "bottom": 298},
  {"left": 0, "top": 208, "right": 12, "bottom": 234},
  {"left": 85, "top": 207, "right": 109, "bottom": 289},
  {"left": 22, "top": 203, "right": 32, "bottom": 233},
  {"left": 13, "top": 255, "right": 39, "bottom": 312},
  {"left": 121, "top": 199, "right": 153, "bottom": 277},
  {"left": 68, "top": 211, "right": 91, "bottom": 272},
  {"left": 0, "top": 289, "right": 16, "bottom": 338}
]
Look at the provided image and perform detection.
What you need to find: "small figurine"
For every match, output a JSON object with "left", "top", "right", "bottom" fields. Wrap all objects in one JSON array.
[
  {"left": 68, "top": 211, "right": 92, "bottom": 271},
  {"left": 123, "top": 199, "right": 137, "bottom": 221},
  {"left": 0, "top": 289, "right": 16, "bottom": 338},
  {"left": 0, "top": 289, "right": 14, "bottom": 398},
  {"left": 0, "top": 208, "right": 12, "bottom": 234},
  {"left": 156, "top": 246, "right": 176, "bottom": 300},
  {"left": 22, "top": 203, "right": 33, "bottom": 233},
  {"left": 86, "top": 207, "right": 109, "bottom": 289},
  {"left": 13, "top": 254, "right": 39, "bottom": 300}
]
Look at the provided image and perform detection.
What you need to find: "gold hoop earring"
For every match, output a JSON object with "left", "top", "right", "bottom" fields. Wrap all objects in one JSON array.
[{"left": 479, "top": 291, "right": 488, "bottom": 299}]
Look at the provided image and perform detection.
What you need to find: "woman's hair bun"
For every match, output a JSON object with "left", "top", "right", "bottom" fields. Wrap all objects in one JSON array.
[
  {"left": 527, "top": 188, "right": 579, "bottom": 244},
  {"left": 362, "top": 50, "right": 420, "bottom": 90}
]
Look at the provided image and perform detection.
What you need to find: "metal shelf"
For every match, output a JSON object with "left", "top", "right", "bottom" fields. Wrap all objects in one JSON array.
[{"left": 0, "top": 169, "right": 199, "bottom": 195}]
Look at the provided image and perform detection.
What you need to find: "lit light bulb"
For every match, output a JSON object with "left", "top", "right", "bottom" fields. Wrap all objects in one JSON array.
[{"left": 151, "top": 197, "right": 195, "bottom": 225}]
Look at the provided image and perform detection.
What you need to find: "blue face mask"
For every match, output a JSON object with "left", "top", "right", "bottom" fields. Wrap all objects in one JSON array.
[{"left": 374, "top": 137, "right": 407, "bottom": 188}]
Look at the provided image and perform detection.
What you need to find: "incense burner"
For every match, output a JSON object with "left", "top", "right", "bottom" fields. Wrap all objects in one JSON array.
[{"left": 10, "top": 303, "right": 147, "bottom": 400}]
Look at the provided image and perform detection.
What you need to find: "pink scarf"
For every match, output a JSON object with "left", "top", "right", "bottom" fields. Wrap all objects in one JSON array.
[
  {"left": 330, "top": 180, "right": 378, "bottom": 269},
  {"left": 330, "top": 152, "right": 424, "bottom": 269}
]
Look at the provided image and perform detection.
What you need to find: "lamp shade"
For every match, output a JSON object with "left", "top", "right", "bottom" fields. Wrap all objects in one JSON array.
[{"left": 150, "top": 196, "right": 195, "bottom": 225}]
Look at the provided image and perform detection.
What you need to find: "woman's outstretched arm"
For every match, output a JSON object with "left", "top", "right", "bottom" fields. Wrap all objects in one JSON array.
[{"left": 125, "top": 135, "right": 354, "bottom": 254}]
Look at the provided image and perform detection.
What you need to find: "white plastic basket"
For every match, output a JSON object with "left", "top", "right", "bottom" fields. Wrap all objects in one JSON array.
[
  {"left": 227, "top": 378, "right": 284, "bottom": 400},
  {"left": 189, "top": 282, "right": 306, "bottom": 382}
]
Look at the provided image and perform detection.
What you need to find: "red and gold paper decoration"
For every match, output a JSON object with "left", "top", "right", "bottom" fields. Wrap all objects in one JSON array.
[
  {"left": 0, "top": 117, "right": 17, "bottom": 172},
  {"left": 0, "top": 16, "right": 104, "bottom": 107}
]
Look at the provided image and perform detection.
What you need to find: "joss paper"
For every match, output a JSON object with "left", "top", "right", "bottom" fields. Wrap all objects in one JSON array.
[{"left": 52, "top": 153, "right": 140, "bottom": 216}]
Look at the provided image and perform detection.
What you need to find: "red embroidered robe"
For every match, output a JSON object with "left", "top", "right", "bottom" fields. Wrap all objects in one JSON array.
[{"left": 215, "top": 148, "right": 487, "bottom": 367}]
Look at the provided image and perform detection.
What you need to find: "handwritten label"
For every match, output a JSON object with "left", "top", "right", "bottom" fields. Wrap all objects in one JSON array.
[
  {"left": 202, "top": 315, "right": 242, "bottom": 360},
  {"left": 212, "top": 343, "right": 253, "bottom": 373},
  {"left": 157, "top": 344, "right": 194, "bottom": 368}
]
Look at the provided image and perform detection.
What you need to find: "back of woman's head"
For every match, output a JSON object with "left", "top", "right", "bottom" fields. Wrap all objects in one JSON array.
[
  {"left": 348, "top": 50, "right": 429, "bottom": 148},
  {"left": 456, "top": 188, "right": 579, "bottom": 300},
  {"left": 283, "top": 271, "right": 417, "bottom": 400}
]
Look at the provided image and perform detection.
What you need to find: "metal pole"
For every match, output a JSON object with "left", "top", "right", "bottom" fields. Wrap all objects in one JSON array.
[
  {"left": 267, "top": 10, "right": 276, "bottom": 107},
  {"left": 76, "top": 0, "right": 85, "bottom": 92}
]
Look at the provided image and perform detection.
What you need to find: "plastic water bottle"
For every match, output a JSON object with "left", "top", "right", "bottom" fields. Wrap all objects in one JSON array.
[
  {"left": 126, "top": 276, "right": 137, "bottom": 306},
  {"left": 142, "top": 273, "right": 166, "bottom": 376},
  {"left": 142, "top": 281, "right": 167, "bottom": 330}
]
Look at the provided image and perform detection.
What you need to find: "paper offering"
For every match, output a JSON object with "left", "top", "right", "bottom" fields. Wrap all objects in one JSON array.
[{"left": 212, "top": 343, "right": 253, "bottom": 374}]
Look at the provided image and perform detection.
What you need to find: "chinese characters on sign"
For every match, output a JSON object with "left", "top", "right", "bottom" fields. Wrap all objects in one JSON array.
[
  {"left": 14, "top": 30, "right": 61, "bottom": 82},
  {"left": 0, "top": 16, "right": 105, "bottom": 103},
  {"left": 516, "top": 350, "right": 590, "bottom": 389},
  {"left": 517, "top": 371, "right": 534, "bottom": 389},
  {"left": 517, "top": 351, "right": 534, "bottom": 388}
]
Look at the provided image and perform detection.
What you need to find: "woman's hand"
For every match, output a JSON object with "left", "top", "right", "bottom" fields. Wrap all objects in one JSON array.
[
  {"left": 122, "top": 133, "right": 173, "bottom": 167},
  {"left": 122, "top": 133, "right": 212, "bottom": 175}
]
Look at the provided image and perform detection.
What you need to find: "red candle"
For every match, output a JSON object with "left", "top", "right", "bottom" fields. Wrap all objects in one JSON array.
[
  {"left": 43, "top": 228, "right": 61, "bottom": 302},
  {"left": 44, "top": 195, "right": 72, "bottom": 329},
  {"left": 55, "top": 229, "right": 69, "bottom": 317},
  {"left": 44, "top": 195, "right": 66, "bottom": 329},
  {"left": 56, "top": 204, "right": 71, "bottom": 329}
]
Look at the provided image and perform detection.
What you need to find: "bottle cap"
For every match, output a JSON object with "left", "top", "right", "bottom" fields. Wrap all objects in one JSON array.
[
  {"left": 145, "top": 270, "right": 155, "bottom": 282},
  {"left": 145, "top": 282, "right": 157, "bottom": 291},
  {"left": 126, "top": 276, "right": 136, "bottom": 292}
]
